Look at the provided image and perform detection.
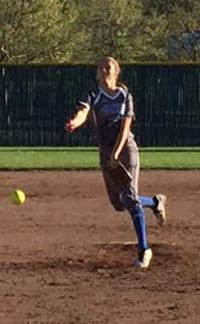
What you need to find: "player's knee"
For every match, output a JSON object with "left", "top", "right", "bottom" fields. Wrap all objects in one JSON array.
[
  {"left": 131, "top": 202, "right": 143, "bottom": 218},
  {"left": 114, "top": 205, "right": 126, "bottom": 212},
  {"left": 121, "top": 192, "right": 138, "bottom": 213},
  {"left": 111, "top": 200, "right": 126, "bottom": 212},
  {"left": 108, "top": 196, "right": 126, "bottom": 212}
]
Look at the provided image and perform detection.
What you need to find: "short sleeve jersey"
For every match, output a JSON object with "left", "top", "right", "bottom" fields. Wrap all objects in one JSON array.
[{"left": 77, "top": 86, "right": 135, "bottom": 147}]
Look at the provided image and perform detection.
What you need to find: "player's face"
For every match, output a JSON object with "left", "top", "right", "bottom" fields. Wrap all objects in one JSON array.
[{"left": 97, "top": 60, "right": 118, "bottom": 84}]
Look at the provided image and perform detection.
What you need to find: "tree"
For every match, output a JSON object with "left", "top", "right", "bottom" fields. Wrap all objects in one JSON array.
[
  {"left": 74, "top": 0, "right": 170, "bottom": 62},
  {"left": 0, "top": 0, "right": 88, "bottom": 63},
  {"left": 77, "top": 0, "right": 143, "bottom": 62},
  {"left": 166, "top": 0, "right": 200, "bottom": 60},
  {"left": 1, "top": 0, "right": 200, "bottom": 63}
]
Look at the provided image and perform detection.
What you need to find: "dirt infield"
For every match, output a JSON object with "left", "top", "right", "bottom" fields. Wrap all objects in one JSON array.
[{"left": 0, "top": 170, "right": 200, "bottom": 324}]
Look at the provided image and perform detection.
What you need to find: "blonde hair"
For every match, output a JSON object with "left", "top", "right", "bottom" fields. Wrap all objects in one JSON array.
[
  {"left": 97, "top": 56, "right": 120, "bottom": 76},
  {"left": 97, "top": 56, "right": 128, "bottom": 90}
]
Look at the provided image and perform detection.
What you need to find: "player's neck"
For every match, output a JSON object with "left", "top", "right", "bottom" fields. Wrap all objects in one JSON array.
[{"left": 99, "top": 80, "right": 118, "bottom": 94}]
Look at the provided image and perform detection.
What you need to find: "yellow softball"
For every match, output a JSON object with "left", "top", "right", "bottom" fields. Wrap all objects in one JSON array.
[{"left": 10, "top": 189, "right": 26, "bottom": 205}]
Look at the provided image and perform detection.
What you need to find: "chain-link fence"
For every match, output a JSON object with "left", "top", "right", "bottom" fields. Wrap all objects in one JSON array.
[{"left": 0, "top": 64, "right": 200, "bottom": 146}]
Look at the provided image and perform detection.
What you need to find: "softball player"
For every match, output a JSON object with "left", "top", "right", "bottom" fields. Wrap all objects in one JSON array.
[{"left": 65, "top": 56, "right": 166, "bottom": 269}]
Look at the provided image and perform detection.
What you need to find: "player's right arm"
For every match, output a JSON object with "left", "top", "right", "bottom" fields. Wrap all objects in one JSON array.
[{"left": 65, "top": 105, "right": 90, "bottom": 132}]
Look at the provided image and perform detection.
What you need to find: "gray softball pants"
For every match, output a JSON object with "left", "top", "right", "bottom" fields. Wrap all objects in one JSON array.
[{"left": 99, "top": 138, "right": 140, "bottom": 213}]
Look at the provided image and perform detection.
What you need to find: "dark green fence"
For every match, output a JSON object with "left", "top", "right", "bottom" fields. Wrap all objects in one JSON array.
[{"left": 0, "top": 64, "right": 200, "bottom": 146}]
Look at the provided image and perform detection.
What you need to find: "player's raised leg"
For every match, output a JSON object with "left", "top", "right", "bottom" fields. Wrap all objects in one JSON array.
[{"left": 139, "top": 194, "right": 167, "bottom": 226}]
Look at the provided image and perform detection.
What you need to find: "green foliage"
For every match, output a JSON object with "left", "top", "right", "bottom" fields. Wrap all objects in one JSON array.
[
  {"left": 166, "top": 0, "right": 200, "bottom": 60},
  {"left": 141, "top": 0, "right": 193, "bottom": 15},
  {"left": 78, "top": 0, "right": 142, "bottom": 61},
  {"left": 0, "top": 0, "right": 88, "bottom": 63},
  {"left": 0, "top": 0, "right": 200, "bottom": 63},
  {"left": 129, "top": 13, "right": 169, "bottom": 61}
]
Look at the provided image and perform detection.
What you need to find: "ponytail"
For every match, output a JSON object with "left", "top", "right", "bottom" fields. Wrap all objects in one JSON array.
[{"left": 117, "top": 81, "right": 128, "bottom": 91}]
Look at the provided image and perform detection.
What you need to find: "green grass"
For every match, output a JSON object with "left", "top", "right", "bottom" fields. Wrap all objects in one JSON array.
[
  {"left": 140, "top": 151, "right": 200, "bottom": 169},
  {"left": 0, "top": 150, "right": 98, "bottom": 170},
  {"left": 0, "top": 147, "right": 200, "bottom": 170}
]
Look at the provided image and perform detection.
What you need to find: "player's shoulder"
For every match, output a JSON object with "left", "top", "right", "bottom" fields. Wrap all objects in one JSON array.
[
  {"left": 118, "top": 86, "right": 133, "bottom": 101},
  {"left": 88, "top": 85, "right": 100, "bottom": 97},
  {"left": 127, "top": 91, "right": 133, "bottom": 100},
  {"left": 76, "top": 84, "right": 99, "bottom": 106}
]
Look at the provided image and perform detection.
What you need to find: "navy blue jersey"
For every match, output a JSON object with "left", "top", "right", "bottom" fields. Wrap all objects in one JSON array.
[{"left": 77, "top": 86, "right": 135, "bottom": 147}]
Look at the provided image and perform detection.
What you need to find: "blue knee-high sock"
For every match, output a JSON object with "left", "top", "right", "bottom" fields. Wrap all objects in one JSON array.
[
  {"left": 130, "top": 204, "right": 148, "bottom": 251},
  {"left": 139, "top": 195, "right": 157, "bottom": 208}
]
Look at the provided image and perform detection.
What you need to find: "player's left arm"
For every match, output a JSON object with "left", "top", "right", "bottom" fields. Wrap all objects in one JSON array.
[
  {"left": 110, "top": 92, "right": 135, "bottom": 163},
  {"left": 110, "top": 116, "right": 133, "bottom": 163}
]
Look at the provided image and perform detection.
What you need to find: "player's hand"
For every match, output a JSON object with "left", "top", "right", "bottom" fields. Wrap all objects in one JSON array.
[
  {"left": 65, "top": 118, "right": 77, "bottom": 133},
  {"left": 110, "top": 151, "right": 119, "bottom": 167}
]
